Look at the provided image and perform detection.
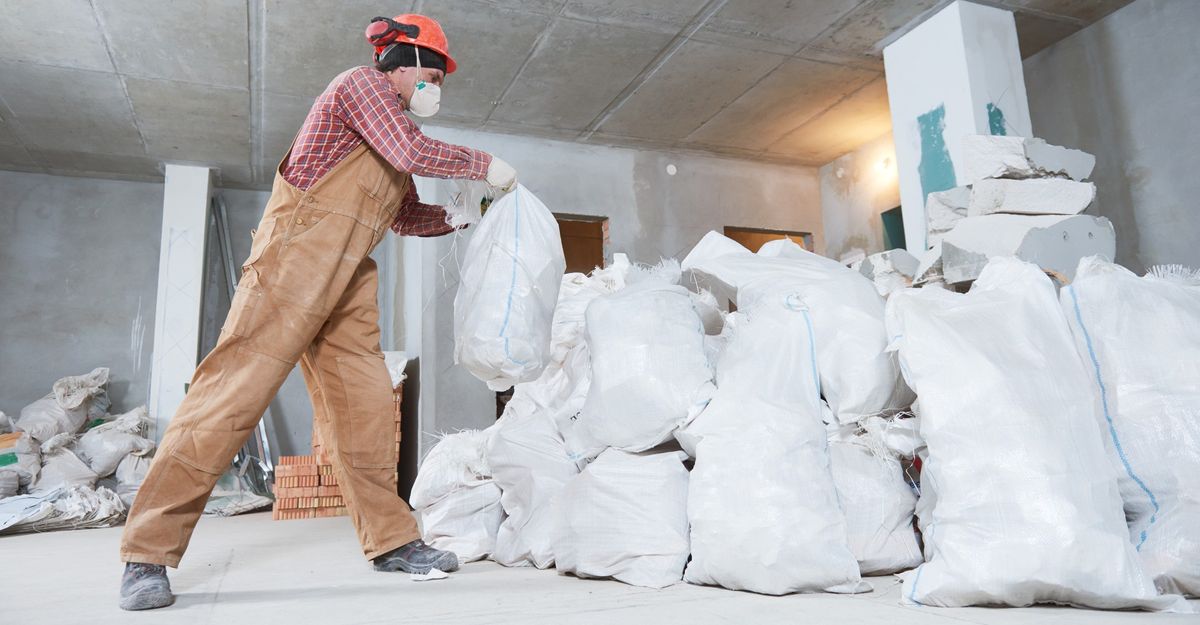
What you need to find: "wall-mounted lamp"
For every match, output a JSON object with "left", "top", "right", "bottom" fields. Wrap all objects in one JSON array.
[{"left": 666, "top": 163, "right": 678, "bottom": 176}]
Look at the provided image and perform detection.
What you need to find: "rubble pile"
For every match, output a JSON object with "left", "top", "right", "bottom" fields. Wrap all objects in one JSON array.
[
  {"left": 412, "top": 180, "right": 1198, "bottom": 611},
  {"left": 1, "top": 368, "right": 153, "bottom": 533}
]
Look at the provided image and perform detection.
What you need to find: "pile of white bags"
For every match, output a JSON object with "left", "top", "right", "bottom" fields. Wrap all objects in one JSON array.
[
  {"left": 410, "top": 429, "right": 503, "bottom": 563},
  {"left": 580, "top": 277, "right": 714, "bottom": 452},
  {"left": 681, "top": 299, "right": 864, "bottom": 595},
  {"left": 682, "top": 232, "right": 911, "bottom": 425},
  {"left": 16, "top": 367, "right": 111, "bottom": 442},
  {"left": 553, "top": 449, "right": 690, "bottom": 588},
  {"left": 483, "top": 262, "right": 636, "bottom": 568},
  {"left": 1062, "top": 257, "right": 1200, "bottom": 597},
  {"left": 886, "top": 257, "right": 1182, "bottom": 610},
  {"left": 454, "top": 185, "right": 566, "bottom": 391}
]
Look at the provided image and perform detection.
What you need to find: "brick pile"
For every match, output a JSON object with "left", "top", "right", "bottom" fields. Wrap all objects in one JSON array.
[{"left": 272, "top": 383, "right": 403, "bottom": 520}]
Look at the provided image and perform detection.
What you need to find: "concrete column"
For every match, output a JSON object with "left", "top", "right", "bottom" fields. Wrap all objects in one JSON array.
[
  {"left": 883, "top": 0, "right": 1031, "bottom": 254},
  {"left": 148, "top": 164, "right": 213, "bottom": 440}
]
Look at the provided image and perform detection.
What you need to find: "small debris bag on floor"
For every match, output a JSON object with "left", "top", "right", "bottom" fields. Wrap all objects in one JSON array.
[
  {"left": 454, "top": 185, "right": 566, "bottom": 391},
  {"left": 75, "top": 406, "right": 154, "bottom": 477},
  {"left": 114, "top": 453, "right": 150, "bottom": 509},
  {"left": 30, "top": 434, "right": 98, "bottom": 496},
  {"left": 580, "top": 278, "right": 714, "bottom": 452},
  {"left": 682, "top": 300, "right": 864, "bottom": 595},
  {"left": 15, "top": 367, "right": 111, "bottom": 442},
  {"left": 0, "top": 432, "right": 41, "bottom": 489},
  {"left": 553, "top": 449, "right": 690, "bottom": 589},
  {"left": 1061, "top": 257, "right": 1200, "bottom": 597},
  {"left": 683, "top": 232, "right": 911, "bottom": 425},
  {"left": 886, "top": 257, "right": 1182, "bottom": 610},
  {"left": 828, "top": 434, "right": 921, "bottom": 575},
  {"left": 488, "top": 390, "right": 579, "bottom": 569},
  {"left": 410, "top": 429, "right": 503, "bottom": 563}
]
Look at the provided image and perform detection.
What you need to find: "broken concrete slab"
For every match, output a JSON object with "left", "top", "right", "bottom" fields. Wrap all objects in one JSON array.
[
  {"left": 962, "top": 135, "right": 1096, "bottom": 183},
  {"left": 925, "top": 186, "right": 971, "bottom": 248},
  {"left": 968, "top": 178, "right": 1096, "bottom": 217},
  {"left": 913, "top": 241, "right": 945, "bottom": 287},
  {"left": 860, "top": 249, "right": 920, "bottom": 297},
  {"left": 941, "top": 214, "right": 1115, "bottom": 284}
]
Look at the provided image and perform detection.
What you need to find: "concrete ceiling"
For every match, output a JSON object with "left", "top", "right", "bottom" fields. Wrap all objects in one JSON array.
[{"left": 0, "top": 0, "right": 1132, "bottom": 188}]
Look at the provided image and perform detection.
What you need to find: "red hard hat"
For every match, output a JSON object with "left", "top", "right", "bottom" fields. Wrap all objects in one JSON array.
[{"left": 365, "top": 14, "right": 457, "bottom": 74}]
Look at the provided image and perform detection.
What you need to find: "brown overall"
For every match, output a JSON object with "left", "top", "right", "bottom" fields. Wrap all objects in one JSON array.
[{"left": 121, "top": 143, "right": 421, "bottom": 567}]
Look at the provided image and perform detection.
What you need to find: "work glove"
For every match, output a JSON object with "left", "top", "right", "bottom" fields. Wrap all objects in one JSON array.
[{"left": 485, "top": 156, "right": 517, "bottom": 194}]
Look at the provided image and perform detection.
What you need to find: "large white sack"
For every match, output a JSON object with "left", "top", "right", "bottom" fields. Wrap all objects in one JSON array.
[
  {"left": 580, "top": 280, "right": 715, "bottom": 452},
  {"left": 75, "top": 406, "right": 154, "bottom": 477},
  {"left": 553, "top": 449, "right": 690, "bottom": 588},
  {"left": 410, "top": 429, "right": 503, "bottom": 563},
  {"left": 419, "top": 482, "right": 503, "bottom": 563},
  {"left": 1061, "top": 257, "right": 1200, "bottom": 597},
  {"left": 887, "top": 256, "right": 1182, "bottom": 610},
  {"left": 487, "top": 391, "right": 579, "bottom": 568},
  {"left": 682, "top": 232, "right": 911, "bottom": 424},
  {"left": 681, "top": 299, "right": 864, "bottom": 595},
  {"left": 454, "top": 185, "right": 566, "bottom": 391},
  {"left": 16, "top": 367, "right": 111, "bottom": 442},
  {"left": 828, "top": 437, "right": 921, "bottom": 575}
]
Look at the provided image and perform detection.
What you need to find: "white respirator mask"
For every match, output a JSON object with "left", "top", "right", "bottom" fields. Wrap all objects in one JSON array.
[{"left": 407, "top": 46, "right": 441, "bottom": 118}]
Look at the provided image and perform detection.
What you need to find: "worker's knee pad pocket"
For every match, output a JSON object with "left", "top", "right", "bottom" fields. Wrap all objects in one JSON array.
[
  {"left": 171, "top": 427, "right": 257, "bottom": 475},
  {"left": 334, "top": 355, "right": 397, "bottom": 470}
]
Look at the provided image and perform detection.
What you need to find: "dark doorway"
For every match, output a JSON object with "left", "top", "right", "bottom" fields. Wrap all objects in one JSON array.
[{"left": 881, "top": 206, "right": 906, "bottom": 251}]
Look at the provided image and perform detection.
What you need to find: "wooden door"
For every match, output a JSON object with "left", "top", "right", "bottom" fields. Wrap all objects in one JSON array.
[
  {"left": 724, "top": 226, "right": 813, "bottom": 253},
  {"left": 556, "top": 213, "right": 608, "bottom": 274}
]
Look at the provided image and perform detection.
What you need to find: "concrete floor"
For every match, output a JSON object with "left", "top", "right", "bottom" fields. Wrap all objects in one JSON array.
[{"left": 4, "top": 512, "right": 1193, "bottom": 624}]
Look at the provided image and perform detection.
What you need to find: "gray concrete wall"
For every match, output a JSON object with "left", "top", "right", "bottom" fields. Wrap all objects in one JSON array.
[
  {"left": 1023, "top": 0, "right": 1200, "bottom": 273},
  {"left": 0, "top": 171, "right": 161, "bottom": 416}
]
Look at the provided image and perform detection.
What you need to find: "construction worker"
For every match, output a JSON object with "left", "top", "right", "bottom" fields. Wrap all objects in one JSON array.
[{"left": 118, "top": 14, "right": 515, "bottom": 611}]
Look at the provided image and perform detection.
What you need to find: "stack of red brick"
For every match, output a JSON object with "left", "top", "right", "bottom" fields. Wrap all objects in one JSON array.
[{"left": 272, "top": 384, "right": 403, "bottom": 520}]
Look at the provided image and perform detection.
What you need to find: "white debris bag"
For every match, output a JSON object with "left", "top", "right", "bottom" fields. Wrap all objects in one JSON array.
[
  {"left": 1061, "top": 257, "right": 1200, "bottom": 597},
  {"left": 681, "top": 299, "right": 864, "bottom": 595},
  {"left": 76, "top": 406, "right": 155, "bottom": 477},
  {"left": 553, "top": 449, "right": 690, "bottom": 588},
  {"left": 683, "top": 232, "right": 911, "bottom": 425},
  {"left": 16, "top": 367, "right": 111, "bottom": 442},
  {"left": 114, "top": 453, "right": 151, "bottom": 509},
  {"left": 580, "top": 279, "right": 715, "bottom": 451},
  {"left": 0, "top": 432, "right": 41, "bottom": 489},
  {"left": 828, "top": 436, "right": 921, "bottom": 575},
  {"left": 30, "top": 434, "right": 98, "bottom": 496},
  {"left": 454, "top": 184, "right": 566, "bottom": 391},
  {"left": 886, "top": 256, "right": 1183, "bottom": 610},
  {"left": 487, "top": 391, "right": 579, "bottom": 568},
  {"left": 410, "top": 429, "right": 503, "bottom": 563}
]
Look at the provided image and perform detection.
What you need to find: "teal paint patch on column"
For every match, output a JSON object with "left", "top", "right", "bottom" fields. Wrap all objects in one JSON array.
[
  {"left": 987, "top": 103, "right": 1007, "bottom": 135},
  {"left": 917, "top": 104, "right": 956, "bottom": 202}
]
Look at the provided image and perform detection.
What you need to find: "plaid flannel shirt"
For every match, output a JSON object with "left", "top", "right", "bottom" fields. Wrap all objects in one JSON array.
[{"left": 281, "top": 66, "right": 491, "bottom": 236}]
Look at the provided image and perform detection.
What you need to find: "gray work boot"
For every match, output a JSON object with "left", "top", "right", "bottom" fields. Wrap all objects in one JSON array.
[
  {"left": 119, "top": 562, "right": 175, "bottom": 611},
  {"left": 372, "top": 539, "right": 460, "bottom": 574}
]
